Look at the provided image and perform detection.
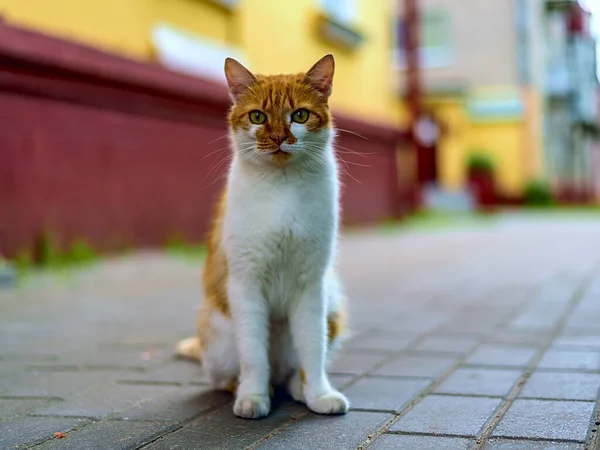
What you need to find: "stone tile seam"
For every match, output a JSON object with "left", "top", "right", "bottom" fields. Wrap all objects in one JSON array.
[
  {"left": 356, "top": 283, "right": 579, "bottom": 450},
  {"left": 472, "top": 264, "right": 600, "bottom": 450},
  {"left": 354, "top": 330, "right": 498, "bottom": 449},
  {"left": 24, "top": 417, "right": 96, "bottom": 449},
  {"left": 243, "top": 328, "right": 452, "bottom": 450},
  {"left": 584, "top": 399, "right": 600, "bottom": 449},
  {"left": 132, "top": 396, "right": 231, "bottom": 450},
  {"left": 384, "top": 430, "right": 586, "bottom": 444}
]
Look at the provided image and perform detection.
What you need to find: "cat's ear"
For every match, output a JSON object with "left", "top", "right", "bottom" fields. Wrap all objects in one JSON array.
[
  {"left": 304, "top": 54, "right": 335, "bottom": 99},
  {"left": 224, "top": 58, "right": 257, "bottom": 102}
]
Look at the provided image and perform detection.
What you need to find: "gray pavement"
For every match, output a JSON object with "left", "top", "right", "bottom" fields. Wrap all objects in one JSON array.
[{"left": 1, "top": 214, "right": 600, "bottom": 449}]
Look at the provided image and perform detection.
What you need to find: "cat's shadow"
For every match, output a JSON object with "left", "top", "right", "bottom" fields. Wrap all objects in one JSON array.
[{"left": 180, "top": 386, "right": 306, "bottom": 424}]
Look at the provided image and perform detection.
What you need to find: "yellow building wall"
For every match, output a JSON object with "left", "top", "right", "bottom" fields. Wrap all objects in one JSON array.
[
  {"left": 431, "top": 98, "right": 527, "bottom": 196},
  {"left": 427, "top": 98, "right": 469, "bottom": 192},
  {"left": 0, "top": 0, "right": 539, "bottom": 196},
  {"left": 521, "top": 87, "right": 544, "bottom": 181},
  {"left": 0, "top": 0, "right": 400, "bottom": 126},
  {"left": 467, "top": 121, "right": 524, "bottom": 196},
  {"left": 0, "top": 0, "right": 232, "bottom": 59}
]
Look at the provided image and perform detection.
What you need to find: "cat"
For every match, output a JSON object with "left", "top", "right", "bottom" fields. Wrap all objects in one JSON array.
[{"left": 176, "top": 54, "right": 349, "bottom": 419}]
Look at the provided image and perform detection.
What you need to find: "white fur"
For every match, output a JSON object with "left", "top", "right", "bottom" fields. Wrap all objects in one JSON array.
[{"left": 199, "top": 121, "right": 349, "bottom": 419}]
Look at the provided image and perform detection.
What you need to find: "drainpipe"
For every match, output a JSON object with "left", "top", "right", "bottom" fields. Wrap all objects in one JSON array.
[{"left": 403, "top": 0, "right": 424, "bottom": 202}]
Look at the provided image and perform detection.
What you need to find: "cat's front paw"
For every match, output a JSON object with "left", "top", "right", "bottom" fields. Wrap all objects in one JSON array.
[
  {"left": 307, "top": 390, "right": 349, "bottom": 415},
  {"left": 233, "top": 394, "right": 271, "bottom": 419}
]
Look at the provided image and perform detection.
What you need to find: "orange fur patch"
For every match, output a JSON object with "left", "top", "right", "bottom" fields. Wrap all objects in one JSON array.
[
  {"left": 226, "top": 56, "right": 334, "bottom": 165},
  {"left": 197, "top": 189, "right": 230, "bottom": 349},
  {"left": 327, "top": 305, "right": 347, "bottom": 346},
  {"left": 299, "top": 368, "right": 306, "bottom": 385},
  {"left": 225, "top": 379, "right": 238, "bottom": 394},
  {"left": 228, "top": 72, "right": 331, "bottom": 138}
]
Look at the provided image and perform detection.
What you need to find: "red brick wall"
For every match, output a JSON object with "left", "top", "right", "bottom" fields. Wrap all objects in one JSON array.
[{"left": 0, "top": 22, "right": 415, "bottom": 259}]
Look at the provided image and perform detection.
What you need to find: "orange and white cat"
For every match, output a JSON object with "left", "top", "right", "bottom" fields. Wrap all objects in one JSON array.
[{"left": 176, "top": 54, "right": 349, "bottom": 419}]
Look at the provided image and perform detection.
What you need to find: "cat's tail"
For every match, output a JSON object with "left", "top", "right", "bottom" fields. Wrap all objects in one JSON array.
[{"left": 175, "top": 336, "right": 202, "bottom": 361}]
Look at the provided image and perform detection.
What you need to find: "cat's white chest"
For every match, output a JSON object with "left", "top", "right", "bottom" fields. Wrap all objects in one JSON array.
[
  {"left": 223, "top": 160, "right": 338, "bottom": 313},
  {"left": 225, "top": 171, "right": 334, "bottom": 256}
]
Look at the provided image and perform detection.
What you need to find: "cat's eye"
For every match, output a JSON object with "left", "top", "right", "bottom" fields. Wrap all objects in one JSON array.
[
  {"left": 249, "top": 110, "right": 267, "bottom": 125},
  {"left": 291, "top": 109, "right": 310, "bottom": 124}
]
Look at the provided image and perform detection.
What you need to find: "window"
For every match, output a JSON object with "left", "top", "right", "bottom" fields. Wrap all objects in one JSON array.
[
  {"left": 316, "top": 0, "right": 363, "bottom": 50},
  {"left": 151, "top": 22, "right": 247, "bottom": 84},
  {"left": 206, "top": 0, "right": 239, "bottom": 10},
  {"left": 320, "top": 0, "right": 358, "bottom": 25},
  {"left": 394, "top": 9, "right": 452, "bottom": 68}
]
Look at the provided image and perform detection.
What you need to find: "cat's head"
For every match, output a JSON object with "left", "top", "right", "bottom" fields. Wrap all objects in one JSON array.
[{"left": 224, "top": 55, "right": 335, "bottom": 166}]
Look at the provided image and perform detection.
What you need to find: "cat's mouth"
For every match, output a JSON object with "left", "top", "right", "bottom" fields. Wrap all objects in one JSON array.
[{"left": 266, "top": 148, "right": 292, "bottom": 164}]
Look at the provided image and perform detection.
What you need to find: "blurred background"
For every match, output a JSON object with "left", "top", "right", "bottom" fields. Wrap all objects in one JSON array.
[{"left": 0, "top": 0, "right": 599, "bottom": 277}]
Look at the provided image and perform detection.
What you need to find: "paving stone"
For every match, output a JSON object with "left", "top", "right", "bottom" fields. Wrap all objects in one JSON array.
[
  {"left": 329, "top": 374, "right": 355, "bottom": 389},
  {"left": 57, "top": 349, "right": 171, "bottom": 371},
  {"left": 117, "top": 385, "right": 230, "bottom": 422},
  {"left": 437, "top": 319, "right": 502, "bottom": 334},
  {"left": 0, "top": 416, "right": 91, "bottom": 449},
  {"left": 390, "top": 395, "right": 501, "bottom": 436},
  {"left": 519, "top": 372, "right": 600, "bottom": 401},
  {"left": 561, "top": 326, "right": 600, "bottom": 337},
  {"left": 566, "top": 314, "right": 600, "bottom": 328},
  {"left": 148, "top": 402, "right": 306, "bottom": 450},
  {"left": 466, "top": 345, "right": 538, "bottom": 367},
  {"left": 257, "top": 411, "right": 392, "bottom": 449},
  {"left": 373, "top": 355, "right": 456, "bottom": 378},
  {"left": 411, "top": 336, "right": 479, "bottom": 354},
  {"left": 435, "top": 368, "right": 522, "bottom": 397},
  {"left": 117, "top": 360, "right": 210, "bottom": 385},
  {"left": 553, "top": 335, "right": 600, "bottom": 349},
  {"left": 34, "top": 384, "right": 179, "bottom": 419},
  {"left": 41, "top": 419, "right": 177, "bottom": 449},
  {"left": 482, "top": 439, "right": 584, "bottom": 449},
  {"left": 343, "top": 377, "right": 430, "bottom": 412},
  {"left": 2, "top": 218, "right": 600, "bottom": 449},
  {"left": 0, "top": 352, "right": 61, "bottom": 362},
  {"left": 510, "top": 308, "right": 565, "bottom": 328},
  {"left": 0, "top": 397, "right": 62, "bottom": 420},
  {"left": 328, "top": 353, "right": 388, "bottom": 375},
  {"left": 0, "top": 361, "right": 30, "bottom": 376},
  {"left": 502, "top": 324, "right": 556, "bottom": 335},
  {"left": 379, "top": 313, "right": 450, "bottom": 333},
  {"left": 538, "top": 350, "right": 600, "bottom": 371},
  {"left": 345, "top": 333, "right": 415, "bottom": 353},
  {"left": 492, "top": 399, "right": 595, "bottom": 441},
  {"left": 0, "top": 371, "right": 119, "bottom": 398},
  {"left": 487, "top": 330, "right": 551, "bottom": 346},
  {"left": 368, "top": 434, "right": 473, "bottom": 449}
]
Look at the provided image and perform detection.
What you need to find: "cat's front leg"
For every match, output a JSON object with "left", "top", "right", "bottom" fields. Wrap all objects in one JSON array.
[
  {"left": 290, "top": 283, "right": 349, "bottom": 415},
  {"left": 228, "top": 278, "right": 271, "bottom": 419}
]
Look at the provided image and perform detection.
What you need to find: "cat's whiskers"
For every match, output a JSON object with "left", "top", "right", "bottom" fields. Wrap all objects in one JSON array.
[
  {"left": 207, "top": 133, "right": 229, "bottom": 145},
  {"left": 203, "top": 143, "right": 254, "bottom": 184},
  {"left": 335, "top": 127, "right": 369, "bottom": 141},
  {"left": 202, "top": 145, "right": 231, "bottom": 161}
]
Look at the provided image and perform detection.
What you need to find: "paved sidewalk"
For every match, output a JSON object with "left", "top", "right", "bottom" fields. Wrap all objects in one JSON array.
[{"left": 2, "top": 214, "right": 600, "bottom": 449}]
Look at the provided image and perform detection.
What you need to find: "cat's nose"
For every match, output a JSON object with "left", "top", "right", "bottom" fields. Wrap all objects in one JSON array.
[{"left": 270, "top": 134, "right": 287, "bottom": 146}]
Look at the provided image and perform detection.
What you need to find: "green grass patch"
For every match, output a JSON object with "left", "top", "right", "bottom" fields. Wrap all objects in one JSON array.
[
  {"left": 9, "top": 233, "right": 100, "bottom": 286},
  {"left": 165, "top": 234, "right": 207, "bottom": 262},
  {"left": 379, "top": 209, "right": 498, "bottom": 233}
]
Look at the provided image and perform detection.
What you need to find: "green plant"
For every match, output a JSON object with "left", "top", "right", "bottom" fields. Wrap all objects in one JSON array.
[
  {"left": 524, "top": 178, "right": 554, "bottom": 207},
  {"left": 466, "top": 152, "right": 495, "bottom": 174},
  {"left": 34, "top": 231, "right": 61, "bottom": 268},
  {"left": 13, "top": 250, "right": 33, "bottom": 275},
  {"left": 65, "top": 239, "right": 96, "bottom": 265},
  {"left": 165, "top": 233, "right": 206, "bottom": 261},
  {"left": 165, "top": 233, "right": 187, "bottom": 251}
]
